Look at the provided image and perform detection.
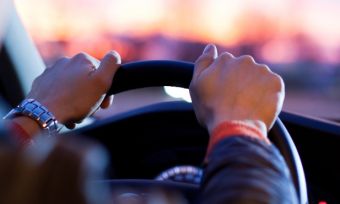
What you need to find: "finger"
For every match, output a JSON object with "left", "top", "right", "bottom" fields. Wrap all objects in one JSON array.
[
  {"left": 194, "top": 44, "right": 218, "bottom": 78},
  {"left": 74, "top": 52, "right": 100, "bottom": 68},
  {"left": 100, "top": 95, "right": 114, "bottom": 109},
  {"left": 237, "top": 55, "right": 256, "bottom": 64},
  {"left": 92, "top": 51, "right": 121, "bottom": 83},
  {"left": 87, "top": 55, "right": 100, "bottom": 70},
  {"left": 89, "top": 58, "right": 100, "bottom": 70},
  {"left": 256, "top": 63, "right": 273, "bottom": 73},
  {"left": 48, "top": 57, "right": 70, "bottom": 69},
  {"left": 216, "top": 52, "right": 235, "bottom": 63}
]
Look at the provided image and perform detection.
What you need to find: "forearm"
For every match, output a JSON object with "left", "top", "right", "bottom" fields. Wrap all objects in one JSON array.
[{"left": 200, "top": 136, "right": 298, "bottom": 204}]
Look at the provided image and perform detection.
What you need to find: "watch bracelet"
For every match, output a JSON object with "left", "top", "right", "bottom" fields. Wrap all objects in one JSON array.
[{"left": 3, "top": 99, "right": 62, "bottom": 136}]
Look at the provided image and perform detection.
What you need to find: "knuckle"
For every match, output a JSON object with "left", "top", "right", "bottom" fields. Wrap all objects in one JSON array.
[
  {"left": 56, "top": 56, "right": 67, "bottom": 62},
  {"left": 218, "top": 52, "right": 234, "bottom": 62},
  {"left": 55, "top": 57, "right": 69, "bottom": 65},
  {"left": 271, "top": 74, "right": 284, "bottom": 90},
  {"left": 74, "top": 52, "right": 87, "bottom": 59},
  {"left": 257, "top": 64, "right": 271, "bottom": 72},
  {"left": 74, "top": 52, "right": 92, "bottom": 63},
  {"left": 238, "top": 55, "right": 255, "bottom": 64}
]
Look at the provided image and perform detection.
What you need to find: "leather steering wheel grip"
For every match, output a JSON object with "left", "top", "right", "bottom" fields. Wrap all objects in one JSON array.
[{"left": 108, "top": 61, "right": 193, "bottom": 95}]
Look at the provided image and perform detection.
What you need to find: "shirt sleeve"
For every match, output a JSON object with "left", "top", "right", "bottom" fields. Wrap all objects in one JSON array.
[
  {"left": 205, "top": 120, "right": 270, "bottom": 162},
  {"left": 200, "top": 121, "right": 298, "bottom": 204}
]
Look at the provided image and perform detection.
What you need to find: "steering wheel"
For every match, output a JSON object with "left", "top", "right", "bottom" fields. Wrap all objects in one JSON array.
[{"left": 76, "top": 60, "right": 307, "bottom": 204}]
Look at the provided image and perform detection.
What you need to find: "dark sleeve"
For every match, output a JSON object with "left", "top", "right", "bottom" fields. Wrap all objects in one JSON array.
[{"left": 199, "top": 136, "right": 298, "bottom": 204}]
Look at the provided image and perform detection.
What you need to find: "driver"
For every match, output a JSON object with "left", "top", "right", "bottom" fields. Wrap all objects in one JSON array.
[
  {"left": 0, "top": 2, "right": 298, "bottom": 204},
  {"left": 2, "top": 45, "right": 298, "bottom": 203}
]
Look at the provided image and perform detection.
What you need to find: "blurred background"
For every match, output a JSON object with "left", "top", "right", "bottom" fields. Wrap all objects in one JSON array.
[{"left": 14, "top": 0, "right": 340, "bottom": 120}]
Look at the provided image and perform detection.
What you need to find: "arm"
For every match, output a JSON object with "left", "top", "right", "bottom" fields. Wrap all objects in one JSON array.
[
  {"left": 0, "top": 51, "right": 119, "bottom": 203},
  {"left": 201, "top": 136, "right": 298, "bottom": 204},
  {"left": 190, "top": 45, "right": 298, "bottom": 203},
  {"left": 4, "top": 51, "right": 121, "bottom": 145}
]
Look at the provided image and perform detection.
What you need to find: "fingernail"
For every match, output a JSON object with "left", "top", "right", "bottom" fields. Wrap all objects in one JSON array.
[{"left": 203, "top": 44, "right": 217, "bottom": 58}]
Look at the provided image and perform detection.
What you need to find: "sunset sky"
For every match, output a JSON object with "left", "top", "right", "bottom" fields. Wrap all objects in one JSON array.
[
  {"left": 14, "top": 0, "right": 340, "bottom": 64},
  {"left": 11, "top": 0, "right": 340, "bottom": 118}
]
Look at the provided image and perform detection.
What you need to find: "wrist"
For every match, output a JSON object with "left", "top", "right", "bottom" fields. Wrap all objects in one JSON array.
[
  {"left": 207, "top": 118, "right": 267, "bottom": 137},
  {"left": 26, "top": 92, "right": 68, "bottom": 124},
  {"left": 10, "top": 116, "right": 41, "bottom": 138},
  {"left": 3, "top": 99, "right": 62, "bottom": 136},
  {"left": 204, "top": 120, "right": 270, "bottom": 162}
]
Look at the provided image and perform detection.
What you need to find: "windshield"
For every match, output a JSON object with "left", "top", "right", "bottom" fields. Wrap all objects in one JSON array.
[{"left": 14, "top": 0, "right": 340, "bottom": 120}]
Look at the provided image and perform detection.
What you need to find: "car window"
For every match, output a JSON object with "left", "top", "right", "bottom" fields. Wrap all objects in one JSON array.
[{"left": 14, "top": 0, "right": 340, "bottom": 120}]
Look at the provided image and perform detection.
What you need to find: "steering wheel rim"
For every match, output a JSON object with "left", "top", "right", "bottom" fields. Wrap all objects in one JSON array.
[{"left": 107, "top": 60, "right": 307, "bottom": 203}]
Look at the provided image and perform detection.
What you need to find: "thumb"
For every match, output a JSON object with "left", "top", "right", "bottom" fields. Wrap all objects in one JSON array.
[
  {"left": 93, "top": 51, "right": 121, "bottom": 83},
  {"left": 194, "top": 44, "right": 217, "bottom": 78}
]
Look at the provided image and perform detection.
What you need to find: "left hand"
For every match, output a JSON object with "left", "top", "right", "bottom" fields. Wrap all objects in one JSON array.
[
  {"left": 189, "top": 45, "right": 285, "bottom": 135},
  {"left": 27, "top": 51, "right": 121, "bottom": 128}
]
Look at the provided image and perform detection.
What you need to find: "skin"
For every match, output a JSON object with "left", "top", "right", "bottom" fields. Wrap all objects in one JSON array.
[
  {"left": 12, "top": 51, "right": 121, "bottom": 136},
  {"left": 189, "top": 44, "right": 285, "bottom": 136},
  {"left": 11, "top": 44, "right": 284, "bottom": 140}
]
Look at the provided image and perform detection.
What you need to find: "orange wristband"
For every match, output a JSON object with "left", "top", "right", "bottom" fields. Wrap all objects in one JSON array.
[{"left": 206, "top": 121, "right": 270, "bottom": 158}]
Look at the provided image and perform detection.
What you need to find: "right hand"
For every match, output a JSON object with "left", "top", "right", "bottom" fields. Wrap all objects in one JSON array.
[
  {"left": 189, "top": 44, "right": 285, "bottom": 135},
  {"left": 27, "top": 51, "right": 121, "bottom": 128}
]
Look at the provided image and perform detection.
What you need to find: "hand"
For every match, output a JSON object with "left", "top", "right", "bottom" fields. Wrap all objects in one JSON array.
[
  {"left": 27, "top": 51, "right": 121, "bottom": 128},
  {"left": 189, "top": 44, "right": 285, "bottom": 135}
]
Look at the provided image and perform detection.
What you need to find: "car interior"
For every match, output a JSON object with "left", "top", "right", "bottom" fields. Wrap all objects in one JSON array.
[{"left": 1, "top": 5, "right": 340, "bottom": 204}]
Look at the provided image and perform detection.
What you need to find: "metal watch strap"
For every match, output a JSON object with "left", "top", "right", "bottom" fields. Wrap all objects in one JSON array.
[{"left": 3, "top": 99, "right": 62, "bottom": 136}]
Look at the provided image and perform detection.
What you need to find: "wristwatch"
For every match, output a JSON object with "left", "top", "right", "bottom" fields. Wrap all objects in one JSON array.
[{"left": 3, "top": 99, "right": 61, "bottom": 135}]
